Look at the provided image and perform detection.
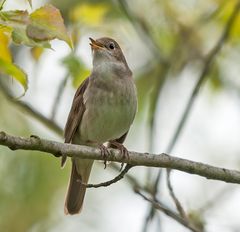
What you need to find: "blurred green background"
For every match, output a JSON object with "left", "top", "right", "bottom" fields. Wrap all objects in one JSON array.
[{"left": 1, "top": 0, "right": 240, "bottom": 231}]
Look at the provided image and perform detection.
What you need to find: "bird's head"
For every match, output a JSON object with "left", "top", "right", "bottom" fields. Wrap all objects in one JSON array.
[{"left": 89, "top": 37, "right": 128, "bottom": 67}]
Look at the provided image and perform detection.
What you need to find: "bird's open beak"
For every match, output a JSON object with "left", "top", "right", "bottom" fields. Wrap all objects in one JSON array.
[{"left": 89, "top": 37, "right": 104, "bottom": 50}]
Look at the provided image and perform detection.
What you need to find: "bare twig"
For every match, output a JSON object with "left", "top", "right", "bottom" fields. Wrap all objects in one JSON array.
[
  {"left": 135, "top": 189, "right": 202, "bottom": 232},
  {"left": 80, "top": 164, "right": 133, "bottom": 188},
  {"left": 110, "top": 162, "right": 141, "bottom": 188},
  {"left": 198, "top": 186, "right": 234, "bottom": 214},
  {"left": 0, "top": 0, "right": 7, "bottom": 10},
  {"left": 142, "top": 67, "right": 170, "bottom": 231},
  {"left": 50, "top": 31, "right": 80, "bottom": 120},
  {"left": 163, "top": 1, "right": 240, "bottom": 220},
  {"left": 50, "top": 73, "right": 69, "bottom": 120},
  {"left": 1, "top": 131, "right": 240, "bottom": 184},
  {"left": 166, "top": 169, "right": 187, "bottom": 219},
  {"left": 117, "top": 0, "right": 167, "bottom": 65},
  {"left": 166, "top": 1, "right": 240, "bottom": 154},
  {"left": 0, "top": 79, "right": 63, "bottom": 136}
]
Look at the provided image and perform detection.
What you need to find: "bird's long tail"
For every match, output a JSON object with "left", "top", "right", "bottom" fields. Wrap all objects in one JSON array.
[{"left": 64, "top": 159, "right": 93, "bottom": 215}]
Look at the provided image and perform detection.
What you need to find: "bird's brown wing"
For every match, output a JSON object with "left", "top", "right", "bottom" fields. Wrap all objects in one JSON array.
[
  {"left": 64, "top": 77, "right": 89, "bottom": 143},
  {"left": 62, "top": 77, "right": 89, "bottom": 167},
  {"left": 63, "top": 77, "right": 93, "bottom": 214}
]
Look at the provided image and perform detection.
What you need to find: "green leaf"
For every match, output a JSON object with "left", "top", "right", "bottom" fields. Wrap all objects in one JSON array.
[
  {"left": 26, "top": 4, "right": 72, "bottom": 48},
  {"left": 0, "top": 10, "right": 29, "bottom": 27},
  {"left": 0, "top": 26, "right": 28, "bottom": 96},
  {"left": 12, "top": 27, "right": 51, "bottom": 48},
  {"left": 0, "top": 58, "right": 28, "bottom": 94},
  {"left": 30, "top": 46, "right": 44, "bottom": 61},
  {"left": 0, "top": 5, "right": 72, "bottom": 48},
  {"left": 62, "top": 54, "right": 90, "bottom": 87}
]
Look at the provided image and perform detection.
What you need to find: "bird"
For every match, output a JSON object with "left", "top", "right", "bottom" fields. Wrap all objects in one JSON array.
[{"left": 63, "top": 37, "right": 137, "bottom": 215}]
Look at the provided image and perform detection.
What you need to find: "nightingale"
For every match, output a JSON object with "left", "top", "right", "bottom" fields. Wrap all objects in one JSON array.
[{"left": 63, "top": 37, "right": 137, "bottom": 215}]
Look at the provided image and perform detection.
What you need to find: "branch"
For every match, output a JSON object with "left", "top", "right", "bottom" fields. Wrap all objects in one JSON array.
[
  {"left": 84, "top": 164, "right": 133, "bottom": 188},
  {"left": 0, "top": 79, "right": 63, "bottom": 136},
  {"left": 135, "top": 189, "right": 202, "bottom": 232},
  {"left": 166, "top": 1, "right": 240, "bottom": 153},
  {"left": 166, "top": 169, "right": 187, "bottom": 219},
  {"left": 50, "top": 37, "right": 80, "bottom": 120},
  {"left": 1, "top": 131, "right": 240, "bottom": 184},
  {"left": 0, "top": 78, "right": 143, "bottom": 192},
  {"left": 50, "top": 73, "right": 69, "bottom": 120},
  {"left": 117, "top": 0, "right": 168, "bottom": 65},
  {"left": 154, "top": 1, "right": 240, "bottom": 222}
]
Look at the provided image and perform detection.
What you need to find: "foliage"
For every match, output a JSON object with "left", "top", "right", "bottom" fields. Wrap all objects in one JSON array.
[
  {"left": 0, "top": 3, "right": 71, "bottom": 95},
  {"left": 61, "top": 54, "right": 90, "bottom": 87}
]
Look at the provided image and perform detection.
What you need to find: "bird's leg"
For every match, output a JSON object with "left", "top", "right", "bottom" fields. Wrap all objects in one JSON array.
[
  {"left": 98, "top": 144, "right": 110, "bottom": 169},
  {"left": 109, "top": 141, "right": 129, "bottom": 159},
  {"left": 109, "top": 141, "right": 129, "bottom": 170}
]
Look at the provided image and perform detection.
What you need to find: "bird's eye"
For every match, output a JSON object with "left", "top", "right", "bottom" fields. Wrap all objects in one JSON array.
[{"left": 109, "top": 42, "right": 115, "bottom": 50}]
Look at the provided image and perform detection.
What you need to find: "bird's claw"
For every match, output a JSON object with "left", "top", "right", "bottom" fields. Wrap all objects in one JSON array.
[
  {"left": 98, "top": 144, "right": 110, "bottom": 169},
  {"left": 109, "top": 141, "right": 129, "bottom": 170}
]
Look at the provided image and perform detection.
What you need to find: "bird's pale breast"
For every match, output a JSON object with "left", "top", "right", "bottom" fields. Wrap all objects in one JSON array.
[{"left": 79, "top": 74, "right": 137, "bottom": 144}]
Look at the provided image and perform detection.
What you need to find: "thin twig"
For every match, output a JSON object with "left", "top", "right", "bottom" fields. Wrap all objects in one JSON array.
[
  {"left": 163, "top": 0, "right": 240, "bottom": 219},
  {"left": 142, "top": 67, "right": 169, "bottom": 231},
  {"left": 142, "top": 205, "right": 156, "bottom": 232},
  {"left": 110, "top": 162, "right": 141, "bottom": 188},
  {"left": 166, "top": 169, "right": 187, "bottom": 219},
  {"left": 0, "top": 79, "right": 63, "bottom": 136},
  {"left": 0, "top": 0, "right": 7, "bottom": 11},
  {"left": 166, "top": 1, "right": 240, "bottom": 154},
  {"left": 135, "top": 189, "right": 202, "bottom": 232},
  {"left": 50, "top": 74, "right": 69, "bottom": 120},
  {"left": 198, "top": 186, "right": 234, "bottom": 214},
  {"left": 50, "top": 31, "right": 81, "bottom": 120},
  {"left": 80, "top": 164, "right": 133, "bottom": 188},
  {"left": 117, "top": 0, "right": 167, "bottom": 65}
]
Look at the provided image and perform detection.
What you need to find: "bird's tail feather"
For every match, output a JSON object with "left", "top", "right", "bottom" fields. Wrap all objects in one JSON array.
[{"left": 64, "top": 159, "right": 93, "bottom": 215}]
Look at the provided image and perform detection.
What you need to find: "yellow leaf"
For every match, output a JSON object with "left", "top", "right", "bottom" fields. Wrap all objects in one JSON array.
[
  {"left": 70, "top": 3, "right": 108, "bottom": 26},
  {"left": 217, "top": 0, "right": 240, "bottom": 40},
  {"left": 27, "top": 4, "right": 73, "bottom": 49},
  {"left": 0, "top": 27, "right": 11, "bottom": 62},
  {"left": 30, "top": 46, "right": 44, "bottom": 61},
  {"left": 12, "top": 27, "right": 51, "bottom": 48},
  {"left": 0, "top": 58, "right": 28, "bottom": 94}
]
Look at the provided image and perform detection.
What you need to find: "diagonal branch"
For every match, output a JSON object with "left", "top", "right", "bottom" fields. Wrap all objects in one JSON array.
[
  {"left": 162, "top": 1, "right": 240, "bottom": 220},
  {"left": 1, "top": 131, "right": 240, "bottom": 184},
  {"left": 0, "top": 78, "right": 63, "bottom": 136},
  {"left": 50, "top": 73, "right": 69, "bottom": 120},
  {"left": 135, "top": 189, "right": 202, "bottom": 232},
  {"left": 117, "top": 0, "right": 168, "bottom": 65},
  {"left": 166, "top": 1, "right": 240, "bottom": 154}
]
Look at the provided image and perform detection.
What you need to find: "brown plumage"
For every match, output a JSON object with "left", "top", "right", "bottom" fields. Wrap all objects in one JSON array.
[
  {"left": 63, "top": 37, "right": 137, "bottom": 215},
  {"left": 63, "top": 78, "right": 90, "bottom": 214}
]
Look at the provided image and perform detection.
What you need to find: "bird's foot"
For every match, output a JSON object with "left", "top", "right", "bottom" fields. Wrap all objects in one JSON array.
[
  {"left": 109, "top": 141, "right": 129, "bottom": 159},
  {"left": 98, "top": 144, "right": 110, "bottom": 169},
  {"left": 109, "top": 141, "right": 129, "bottom": 170},
  {"left": 61, "top": 154, "right": 67, "bottom": 168}
]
